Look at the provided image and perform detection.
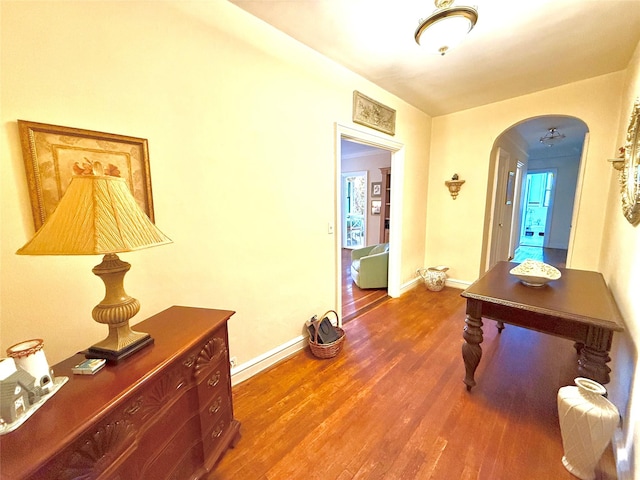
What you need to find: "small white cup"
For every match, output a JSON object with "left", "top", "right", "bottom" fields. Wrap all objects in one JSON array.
[{"left": 6, "top": 339, "right": 53, "bottom": 392}]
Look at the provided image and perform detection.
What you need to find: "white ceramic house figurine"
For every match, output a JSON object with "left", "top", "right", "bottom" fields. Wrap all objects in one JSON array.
[{"left": 0, "top": 358, "right": 40, "bottom": 424}]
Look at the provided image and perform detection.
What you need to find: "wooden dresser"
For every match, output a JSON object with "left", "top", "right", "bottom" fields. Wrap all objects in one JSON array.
[{"left": 1, "top": 306, "right": 241, "bottom": 480}]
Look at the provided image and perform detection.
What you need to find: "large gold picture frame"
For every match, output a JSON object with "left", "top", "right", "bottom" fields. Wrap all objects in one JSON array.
[{"left": 18, "top": 120, "right": 155, "bottom": 230}]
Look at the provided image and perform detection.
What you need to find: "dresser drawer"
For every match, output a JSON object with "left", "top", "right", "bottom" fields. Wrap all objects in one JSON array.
[
  {"left": 196, "top": 366, "right": 227, "bottom": 396},
  {"left": 202, "top": 406, "right": 234, "bottom": 457},
  {"left": 29, "top": 419, "right": 139, "bottom": 480},
  {"left": 141, "top": 412, "right": 202, "bottom": 479},
  {"left": 134, "top": 386, "right": 200, "bottom": 468},
  {"left": 167, "top": 442, "right": 206, "bottom": 480},
  {"left": 191, "top": 327, "right": 229, "bottom": 381},
  {"left": 199, "top": 390, "right": 229, "bottom": 432}
]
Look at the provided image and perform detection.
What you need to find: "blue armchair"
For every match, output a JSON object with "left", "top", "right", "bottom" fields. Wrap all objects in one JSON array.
[{"left": 350, "top": 243, "right": 389, "bottom": 289}]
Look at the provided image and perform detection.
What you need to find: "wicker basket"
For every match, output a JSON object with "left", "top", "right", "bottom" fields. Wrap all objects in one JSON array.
[{"left": 308, "top": 310, "right": 346, "bottom": 359}]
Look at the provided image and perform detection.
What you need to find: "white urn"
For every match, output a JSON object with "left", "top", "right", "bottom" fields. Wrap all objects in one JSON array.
[{"left": 557, "top": 377, "right": 619, "bottom": 480}]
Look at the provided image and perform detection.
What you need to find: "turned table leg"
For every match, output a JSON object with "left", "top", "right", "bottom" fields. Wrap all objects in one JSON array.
[
  {"left": 577, "top": 326, "right": 613, "bottom": 385},
  {"left": 462, "top": 299, "right": 484, "bottom": 391}
]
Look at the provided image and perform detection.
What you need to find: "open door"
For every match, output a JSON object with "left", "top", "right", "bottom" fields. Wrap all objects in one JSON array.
[{"left": 488, "top": 147, "right": 517, "bottom": 267}]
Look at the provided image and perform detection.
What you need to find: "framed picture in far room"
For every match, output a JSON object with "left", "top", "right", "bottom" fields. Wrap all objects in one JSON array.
[
  {"left": 371, "top": 200, "right": 381, "bottom": 215},
  {"left": 371, "top": 182, "right": 382, "bottom": 198}
]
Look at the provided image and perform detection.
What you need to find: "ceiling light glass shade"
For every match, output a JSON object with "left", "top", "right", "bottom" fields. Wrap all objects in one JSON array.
[
  {"left": 539, "top": 127, "right": 566, "bottom": 147},
  {"left": 415, "top": 2, "right": 478, "bottom": 55}
]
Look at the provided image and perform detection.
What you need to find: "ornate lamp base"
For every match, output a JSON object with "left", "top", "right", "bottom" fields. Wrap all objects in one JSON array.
[{"left": 86, "top": 253, "right": 154, "bottom": 363}]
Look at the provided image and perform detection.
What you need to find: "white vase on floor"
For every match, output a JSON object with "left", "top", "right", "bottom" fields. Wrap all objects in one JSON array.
[{"left": 557, "top": 377, "right": 619, "bottom": 480}]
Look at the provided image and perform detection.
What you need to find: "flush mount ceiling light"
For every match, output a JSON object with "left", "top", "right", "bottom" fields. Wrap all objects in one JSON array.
[
  {"left": 540, "top": 127, "right": 566, "bottom": 147},
  {"left": 414, "top": 0, "right": 478, "bottom": 56}
]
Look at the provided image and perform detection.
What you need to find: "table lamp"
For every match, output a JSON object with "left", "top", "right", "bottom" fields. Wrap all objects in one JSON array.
[{"left": 17, "top": 162, "right": 172, "bottom": 362}]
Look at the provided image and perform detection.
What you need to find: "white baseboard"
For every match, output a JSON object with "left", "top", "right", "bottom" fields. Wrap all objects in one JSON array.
[
  {"left": 445, "top": 278, "right": 471, "bottom": 290},
  {"left": 400, "top": 276, "right": 421, "bottom": 294},
  {"left": 403, "top": 276, "right": 470, "bottom": 294},
  {"left": 230, "top": 335, "right": 308, "bottom": 386}
]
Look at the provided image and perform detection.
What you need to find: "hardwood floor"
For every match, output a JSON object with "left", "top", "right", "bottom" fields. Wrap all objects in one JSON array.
[
  {"left": 513, "top": 246, "right": 567, "bottom": 268},
  {"left": 210, "top": 286, "right": 616, "bottom": 480},
  {"left": 341, "top": 248, "right": 389, "bottom": 322}
]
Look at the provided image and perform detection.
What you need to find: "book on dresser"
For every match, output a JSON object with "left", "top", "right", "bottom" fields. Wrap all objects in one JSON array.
[{"left": 1, "top": 306, "right": 241, "bottom": 480}]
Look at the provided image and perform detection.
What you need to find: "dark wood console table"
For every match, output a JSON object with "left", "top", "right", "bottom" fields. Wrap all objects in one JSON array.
[
  {"left": 461, "top": 261, "right": 623, "bottom": 391},
  {"left": 1, "top": 306, "right": 241, "bottom": 479}
]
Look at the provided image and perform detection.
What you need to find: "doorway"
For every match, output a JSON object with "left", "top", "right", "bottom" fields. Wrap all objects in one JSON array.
[
  {"left": 484, "top": 116, "right": 587, "bottom": 271},
  {"left": 519, "top": 169, "right": 556, "bottom": 248},
  {"left": 335, "top": 124, "right": 404, "bottom": 323}
]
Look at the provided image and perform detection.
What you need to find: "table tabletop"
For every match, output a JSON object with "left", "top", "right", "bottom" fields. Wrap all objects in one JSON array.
[{"left": 461, "top": 261, "right": 623, "bottom": 332}]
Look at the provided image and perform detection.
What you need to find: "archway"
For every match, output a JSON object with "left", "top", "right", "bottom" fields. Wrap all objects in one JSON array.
[{"left": 482, "top": 115, "right": 589, "bottom": 271}]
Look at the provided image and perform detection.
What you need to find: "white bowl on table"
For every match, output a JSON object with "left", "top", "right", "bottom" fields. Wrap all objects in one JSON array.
[{"left": 509, "top": 259, "right": 561, "bottom": 287}]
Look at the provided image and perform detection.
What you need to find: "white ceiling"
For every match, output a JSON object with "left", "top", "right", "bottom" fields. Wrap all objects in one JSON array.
[
  {"left": 228, "top": 0, "right": 640, "bottom": 117},
  {"left": 228, "top": 0, "right": 638, "bottom": 155}
]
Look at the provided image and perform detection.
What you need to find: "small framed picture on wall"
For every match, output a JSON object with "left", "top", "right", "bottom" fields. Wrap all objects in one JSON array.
[
  {"left": 371, "top": 182, "right": 382, "bottom": 198},
  {"left": 371, "top": 200, "right": 381, "bottom": 215}
]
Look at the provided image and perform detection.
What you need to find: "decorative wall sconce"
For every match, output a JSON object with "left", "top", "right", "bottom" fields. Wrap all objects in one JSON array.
[
  {"left": 608, "top": 147, "right": 625, "bottom": 171},
  {"left": 445, "top": 173, "right": 465, "bottom": 199}
]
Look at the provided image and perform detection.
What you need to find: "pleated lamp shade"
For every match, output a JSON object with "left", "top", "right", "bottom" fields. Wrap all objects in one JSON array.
[{"left": 17, "top": 174, "right": 171, "bottom": 256}]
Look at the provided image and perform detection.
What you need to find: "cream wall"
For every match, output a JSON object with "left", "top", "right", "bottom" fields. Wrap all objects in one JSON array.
[
  {"left": 0, "top": 1, "right": 431, "bottom": 366},
  {"left": 600, "top": 38, "right": 640, "bottom": 477},
  {"left": 428, "top": 72, "right": 624, "bottom": 281}
]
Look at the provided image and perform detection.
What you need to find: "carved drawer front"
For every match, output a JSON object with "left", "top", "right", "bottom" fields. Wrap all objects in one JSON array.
[
  {"left": 180, "top": 335, "right": 223, "bottom": 377},
  {"left": 125, "top": 361, "right": 195, "bottom": 433},
  {"left": 133, "top": 389, "right": 200, "bottom": 476},
  {"left": 32, "top": 419, "right": 139, "bottom": 480},
  {"left": 198, "top": 385, "right": 231, "bottom": 437},
  {"left": 140, "top": 414, "right": 204, "bottom": 480},
  {"left": 192, "top": 329, "right": 229, "bottom": 380},
  {"left": 196, "top": 366, "right": 228, "bottom": 398},
  {"left": 33, "top": 365, "right": 196, "bottom": 479},
  {"left": 201, "top": 405, "right": 233, "bottom": 457},
  {"left": 167, "top": 442, "right": 206, "bottom": 480}
]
